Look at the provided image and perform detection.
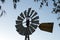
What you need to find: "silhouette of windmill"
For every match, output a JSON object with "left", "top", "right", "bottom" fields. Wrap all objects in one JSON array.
[{"left": 15, "top": 8, "right": 54, "bottom": 40}]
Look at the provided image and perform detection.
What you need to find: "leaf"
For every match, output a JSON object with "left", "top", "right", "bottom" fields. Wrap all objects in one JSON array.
[
  {"left": 34, "top": 0, "right": 36, "bottom": 2},
  {"left": 1, "top": 0, "right": 5, "bottom": 3},
  {"left": 52, "top": 0, "right": 55, "bottom": 1},
  {"left": 0, "top": 6, "right": 1, "bottom": 10},
  {"left": 59, "top": 24, "right": 60, "bottom": 27},
  {"left": 14, "top": 3, "right": 16, "bottom": 9},
  {"left": 41, "top": 2, "right": 43, "bottom": 5},
  {"left": 13, "top": 0, "right": 17, "bottom": 3},
  {"left": 57, "top": 17, "right": 60, "bottom": 20},
  {"left": 53, "top": 3, "right": 57, "bottom": 7},
  {"left": 46, "top": 2, "right": 48, "bottom": 6},
  {"left": 40, "top": 5, "right": 42, "bottom": 8}
]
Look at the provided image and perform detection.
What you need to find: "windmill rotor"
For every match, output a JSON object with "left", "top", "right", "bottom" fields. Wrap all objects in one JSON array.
[{"left": 15, "top": 8, "right": 39, "bottom": 40}]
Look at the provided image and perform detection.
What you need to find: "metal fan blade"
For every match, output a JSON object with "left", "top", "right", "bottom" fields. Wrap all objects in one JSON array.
[
  {"left": 16, "top": 24, "right": 25, "bottom": 30},
  {"left": 29, "top": 27, "right": 35, "bottom": 33},
  {"left": 16, "top": 28, "right": 22, "bottom": 33},
  {"left": 30, "top": 10, "right": 34, "bottom": 17},
  {"left": 16, "top": 28, "right": 25, "bottom": 35},
  {"left": 31, "top": 12, "right": 37, "bottom": 18},
  {"left": 16, "top": 20, "right": 22, "bottom": 24},
  {"left": 17, "top": 16, "right": 23, "bottom": 21},
  {"left": 27, "top": 8, "right": 31, "bottom": 17},
  {"left": 15, "top": 24, "right": 22, "bottom": 29},
  {"left": 30, "top": 23, "right": 38, "bottom": 29},
  {"left": 15, "top": 24, "right": 25, "bottom": 35},
  {"left": 29, "top": 26, "right": 35, "bottom": 33},
  {"left": 32, "top": 16, "right": 39, "bottom": 21},
  {"left": 31, "top": 20, "right": 39, "bottom": 24},
  {"left": 20, "top": 12, "right": 25, "bottom": 19},
  {"left": 39, "top": 23, "right": 54, "bottom": 33},
  {"left": 29, "top": 27, "right": 33, "bottom": 34},
  {"left": 24, "top": 10, "right": 27, "bottom": 17}
]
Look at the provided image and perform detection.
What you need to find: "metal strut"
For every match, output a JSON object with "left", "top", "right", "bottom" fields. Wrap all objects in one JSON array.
[
  {"left": 25, "top": 27, "right": 30, "bottom": 40},
  {"left": 25, "top": 17, "right": 30, "bottom": 40},
  {"left": 25, "top": 34, "right": 30, "bottom": 40}
]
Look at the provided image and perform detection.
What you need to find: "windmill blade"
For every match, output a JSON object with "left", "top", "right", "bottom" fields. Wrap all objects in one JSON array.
[
  {"left": 16, "top": 29, "right": 23, "bottom": 34},
  {"left": 15, "top": 24, "right": 22, "bottom": 29},
  {"left": 32, "top": 16, "right": 39, "bottom": 21},
  {"left": 30, "top": 23, "right": 38, "bottom": 29},
  {"left": 39, "top": 23, "right": 54, "bottom": 33},
  {"left": 24, "top": 10, "right": 27, "bottom": 17},
  {"left": 17, "top": 16, "right": 23, "bottom": 21},
  {"left": 31, "top": 20, "right": 39, "bottom": 24},
  {"left": 29, "top": 27, "right": 33, "bottom": 34},
  {"left": 25, "top": 28, "right": 32, "bottom": 35},
  {"left": 27, "top": 8, "right": 31, "bottom": 17},
  {"left": 16, "top": 27, "right": 25, "bottom": 35},
  {"left": 16, "top": 20, "right": 22, "bottom": 24},
  {"left": 29, "top": 26, "right": 35, "bottom": 33},
  {"left": 20, "top": 12, "right": 25, "bottom": 19},
  {"left": 30, "top": 10, "right": 34, "bottom": 17},
  {"left": 31, "top": 12, "right": 37, "bottom": 18},
  {"left": 15, "top": 24, "right": 26, "bottom": 35}
]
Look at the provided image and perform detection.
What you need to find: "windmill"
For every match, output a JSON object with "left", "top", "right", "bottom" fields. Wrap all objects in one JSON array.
[
  {"left": 15, "top": 8, "right": 54, "bottom": 40},
  {"left": 15, "top": 8, "right": 39, "bottom": 40}
]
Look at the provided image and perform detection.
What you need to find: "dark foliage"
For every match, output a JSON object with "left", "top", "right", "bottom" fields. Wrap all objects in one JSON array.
[
  {"left": 18, "top": 0, "right": 20, "bottom": 2},
  {"left": 0, "top": 6, "right": 1, "bottom": 10},
  {"left": 1, "top": 0, "right": 5, "bottom": 3},
  {"left": 14, "top": 3, "right": 17, "bottom": 9},
  {"left": 59, "top": 24, "right": 60, "bottom": 27},
  {"left": 33, "top": 0, "right": 60, "bottom": 14},
  {"left": 13, "top": 0, "right": 20, "bottom": 9},
  {"left": 0, "top": 10, "right": 6, "bottom": 17},
  {"left": 52, "top": 0, "right": 60, "bottom": 14},
  {"left": 34, "top": 0, "right": 48, "bottom": 8}
]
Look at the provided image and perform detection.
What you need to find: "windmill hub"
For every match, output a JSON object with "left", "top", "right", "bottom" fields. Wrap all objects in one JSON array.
[
  {"left": 22, "top": 17, "right": 31, "bottom": 28},
  {"left": 23, "top": 18, "right": 27, "bottom": 27}
]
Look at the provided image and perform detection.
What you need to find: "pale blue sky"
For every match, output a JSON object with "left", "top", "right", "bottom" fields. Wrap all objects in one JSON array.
[{"left": 0, "top": 0, "right": 60, "bottom": 40}]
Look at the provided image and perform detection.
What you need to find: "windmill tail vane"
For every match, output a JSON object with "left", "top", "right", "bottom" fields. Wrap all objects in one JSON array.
[{"left": 39, "top": 22, "right": 54, "bottom": 33}]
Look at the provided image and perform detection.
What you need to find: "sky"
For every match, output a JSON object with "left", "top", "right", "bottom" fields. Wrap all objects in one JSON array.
[{"left": 0, "top": 0, "right": 60, "bottom": 40}]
